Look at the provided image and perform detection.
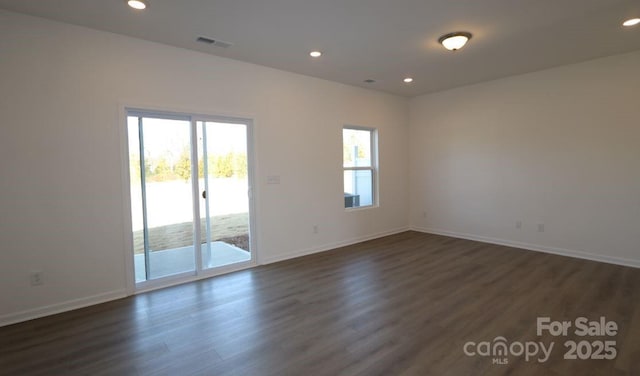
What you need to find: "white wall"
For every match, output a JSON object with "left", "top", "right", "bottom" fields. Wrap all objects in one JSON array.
[
  {"left": 409, "top": 50, "right": 640, "bottom": 267},
  {"left": 0, "top": 10, "right": 409, "bottom": 325}
]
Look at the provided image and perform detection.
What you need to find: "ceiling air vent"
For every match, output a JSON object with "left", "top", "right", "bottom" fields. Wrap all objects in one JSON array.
[{"left": 196, "top": 36, "right": 233, "bottom": 48}]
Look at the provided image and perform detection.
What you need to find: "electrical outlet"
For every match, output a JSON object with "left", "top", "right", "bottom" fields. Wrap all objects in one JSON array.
[
  {"left": 422, "top": 211, "right": 427, "bottom": 218},
  {"left": 516, "top": 221, "right": 522, "bottom": 229},
  {"left": 30, "top": 271, "right": 43, "bottom": 286},
  {"left": 313, "top": 225, "right": 318, "bottom": 234},
  {"left": 537, "top": 223, "right": 545, "bottom": 232}
]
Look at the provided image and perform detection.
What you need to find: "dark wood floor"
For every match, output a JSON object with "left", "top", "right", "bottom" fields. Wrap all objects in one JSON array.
[{"left": 1, "top": 231, "right": 639, "bottom": 375}]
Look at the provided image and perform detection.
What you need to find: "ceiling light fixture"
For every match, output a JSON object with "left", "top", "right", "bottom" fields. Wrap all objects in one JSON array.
[
  {"left": 623, "top": 18, "right": 640, "bottom": 27},
  {"left": 403, "top": 77, "right": 414, "bottom": 83},
  {"left": 127, "top": 0, "right": 147, "bottom": 10},
  {"left": 438, "top": 31, "right": 472, "bottom": 51},
  {"left": 309, "top": 51, "right": 322, "bottom": 58}
]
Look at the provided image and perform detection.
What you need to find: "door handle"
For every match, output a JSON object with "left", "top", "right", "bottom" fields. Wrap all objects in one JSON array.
[{"left": 202, "top": 191, "right": 206, "bottom": 199}]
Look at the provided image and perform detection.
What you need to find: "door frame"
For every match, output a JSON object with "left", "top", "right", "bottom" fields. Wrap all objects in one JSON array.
[{"left": 119, "top": 106, "right": 258, "bottom": 295}]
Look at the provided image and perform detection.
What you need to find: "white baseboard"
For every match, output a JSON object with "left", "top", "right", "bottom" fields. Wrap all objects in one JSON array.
[
  {"left": 411, "top": 226, "right": 640, "bottom": 269},
  {"left": 0, "top": 289, "right": 127, "bottom": 327},
  {"left": 261, "top": 226, "right": 411, "bottom": 265},
  {"left": 14, "top": 225, "right": 633, "bottom": 327}
]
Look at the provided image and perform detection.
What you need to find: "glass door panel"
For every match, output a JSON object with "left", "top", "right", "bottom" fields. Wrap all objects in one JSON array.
[
  {"left": 128, "top": 115, "right": 196, "bottom": 282},
  {"left": 198, "top": 121, "right": 251, "bottom": 269}
]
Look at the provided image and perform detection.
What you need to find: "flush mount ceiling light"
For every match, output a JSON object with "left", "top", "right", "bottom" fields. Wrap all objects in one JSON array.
[
  {"left": 623, "top": 18, "right": 640, "bottom": 27},
  {"left": 309, "top": 51, "right": 322, "bottom": 58},
  {"left": 403, "top": 77, "right": 414, "bottom": 83},
  {"left": 438, "top": 31, "right": 472, "bottom": 51},
  {"left": 127, "top": 0, "right": 147, "bottom": 10}
]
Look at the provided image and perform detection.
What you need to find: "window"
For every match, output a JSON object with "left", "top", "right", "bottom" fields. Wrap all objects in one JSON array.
[{"left": 343, "top": 126, "right": 377, "bottom": 208}]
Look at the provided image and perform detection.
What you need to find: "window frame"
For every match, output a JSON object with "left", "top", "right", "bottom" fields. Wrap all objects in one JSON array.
[{"left": 342, "top": 125, "right": 378, "bottom": 210}]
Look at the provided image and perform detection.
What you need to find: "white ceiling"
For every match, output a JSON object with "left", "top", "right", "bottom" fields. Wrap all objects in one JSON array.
[{"left": 1, "top": 0, "right": 639, "bottom": 97}]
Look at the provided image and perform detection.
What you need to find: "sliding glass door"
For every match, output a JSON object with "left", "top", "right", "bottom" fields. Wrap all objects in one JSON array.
[
  {"left": 127, "top": 111, "right": 253, "bottom": 286},
  {"left": 198, "top": 121, "right": 251, "bottom": 270}
]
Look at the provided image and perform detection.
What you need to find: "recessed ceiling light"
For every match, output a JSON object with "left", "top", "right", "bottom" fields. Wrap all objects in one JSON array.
[
  {"left": 403, "top": 77, "right": 414, "bottom": 83},
  {"left": 364, "top": 79, "right": 376, "bottom": 83},
  {"left": 309, "top": 51, "right": 322, "bottom": 58},
  {"left": 623, "top": 18, "right": 640, "bottom": 27},
  {"left": 438, "top": 31, "right": 472, "bottom": 51},
  {"left": 127, "top": 0, "right": 147, "bottom": 10}
]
